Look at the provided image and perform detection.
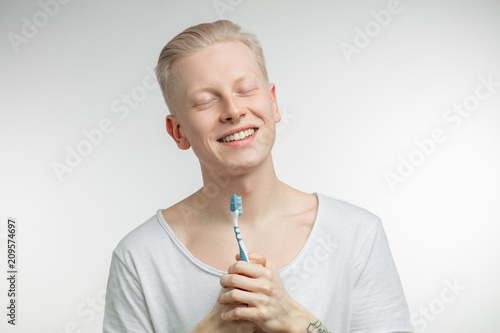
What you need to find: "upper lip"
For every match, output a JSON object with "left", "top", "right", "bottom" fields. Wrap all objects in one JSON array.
[{"left": 217, "top": 125, "right": 258, "bottom": 141}]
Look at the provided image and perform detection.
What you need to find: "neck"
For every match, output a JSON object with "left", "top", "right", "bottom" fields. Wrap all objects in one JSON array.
[{"left": 195, "top": 154, "right": 289, "bottom": 226}]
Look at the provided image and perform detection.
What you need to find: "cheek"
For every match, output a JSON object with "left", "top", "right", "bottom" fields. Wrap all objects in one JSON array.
[
  {"left": 247, "top": 97, "right": 274, "bottom": 118},
  {"left": 184, "top": 116, "right": 216, "bottom": 142}
]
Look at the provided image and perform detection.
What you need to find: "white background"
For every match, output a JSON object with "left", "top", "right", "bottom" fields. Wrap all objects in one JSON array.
[{"left": 1, "top": 0, "right": 499, "bottom": 332}]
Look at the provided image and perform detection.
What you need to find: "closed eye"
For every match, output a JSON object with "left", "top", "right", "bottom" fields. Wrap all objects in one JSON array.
[
  {"left": 194, "top": 97, "right": 217, "bottom": 108},
  {"left": 237, "top": 88, "right": 257, "bottom": 95}
]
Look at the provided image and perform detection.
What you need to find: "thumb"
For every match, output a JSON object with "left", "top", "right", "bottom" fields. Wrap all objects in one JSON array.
[{"left": 235, "top": 252, "right": 267, "bottom": 267}]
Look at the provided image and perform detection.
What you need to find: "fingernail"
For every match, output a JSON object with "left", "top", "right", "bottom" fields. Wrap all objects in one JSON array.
[{"left": 217, "top": 295, "right": 221, "bottom": 303}]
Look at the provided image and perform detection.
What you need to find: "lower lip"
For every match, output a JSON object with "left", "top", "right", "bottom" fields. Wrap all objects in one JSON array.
[{"left": 218, "top": 129, "right": 258, "bottom": 147}]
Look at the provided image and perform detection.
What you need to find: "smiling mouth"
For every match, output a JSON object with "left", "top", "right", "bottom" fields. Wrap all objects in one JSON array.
[{"left": 218, "top": 128, "right": 258, "bottom": 143}]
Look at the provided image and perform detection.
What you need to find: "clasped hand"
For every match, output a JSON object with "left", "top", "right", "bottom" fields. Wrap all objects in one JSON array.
[{"left": 217, "top": 252, "right": 315, "bottom": 332}]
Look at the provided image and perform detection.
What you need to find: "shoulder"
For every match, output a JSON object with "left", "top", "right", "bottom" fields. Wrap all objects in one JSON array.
[
  {"left": 113, "top": 211, "right": 166, "bottom": 262},
  {"left": 316, "top": 193, "right": 382, "bottom": 236},
  {"left": 314, "top": 194, "right": 393, "bottom": 264},
  {"left": 318, "top": 193, "right": 380, "bottom": 223}
]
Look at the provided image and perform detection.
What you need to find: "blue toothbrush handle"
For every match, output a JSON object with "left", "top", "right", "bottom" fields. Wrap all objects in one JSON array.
[{"left": 234, "top": 226, "right": 249, "bottom": 262}]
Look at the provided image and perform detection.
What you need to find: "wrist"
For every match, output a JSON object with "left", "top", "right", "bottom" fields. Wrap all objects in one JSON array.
[
  {"left": 286, "top": 300, "right": 318, "bottom": 333},
  {"left": 192, "top": 310, "right": 221, "bottom": 332}
]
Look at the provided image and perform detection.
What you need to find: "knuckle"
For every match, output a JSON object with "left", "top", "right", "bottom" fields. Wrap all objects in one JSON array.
[
  {"left": 260, "top": 296, "right": 271, "bottom": 307},
  {"left": 262, "top": 269, "right": 273, "bottom": 280},
  {"left": 228, "top": 289, "right": 238, "bottom": 300},
  {"left": 234, "top": 260, "right": 244, "bottom": 271},
  {"left": 228, "top": 274, "right": 238, "bottom": 285},
  {"left": 232, "top": 306, "right": 242, "bottom": 318},
  {"left": 220, "top": 275, "right": 229, "bottom": 287},
  {"left": 260, "top": 283, "right": 273, "bottom": 296},
  {"left": 256, "top": 308, "right": 267, "bottom": 322}
]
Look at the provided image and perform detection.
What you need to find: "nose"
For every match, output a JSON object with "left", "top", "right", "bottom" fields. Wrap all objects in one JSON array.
[{"left": 220, "top": 95, "right": 246, "bottom": 123}]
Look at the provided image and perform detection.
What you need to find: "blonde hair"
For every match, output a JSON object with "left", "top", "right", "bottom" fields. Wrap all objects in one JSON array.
[{"left": 155, "top": 20, "right": 269, "bottom": 115}]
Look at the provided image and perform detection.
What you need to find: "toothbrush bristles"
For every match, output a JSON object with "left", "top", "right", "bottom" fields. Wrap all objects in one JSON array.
[{"left": 230, "top": 194, "right": 243, "bottom": 216}]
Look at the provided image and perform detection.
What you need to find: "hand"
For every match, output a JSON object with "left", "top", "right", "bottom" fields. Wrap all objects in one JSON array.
[
  {"left": 191, "top": 255, "right": 266, "bottom": 333},
  {"left": 192, "top": 288, "right": 257, "bottom": 333},
  {"left": 218, "top": 252, "right": 317, "bottom": 332},
  {"left": 207, "top": 287, "right": 259, "bottom": 333}
]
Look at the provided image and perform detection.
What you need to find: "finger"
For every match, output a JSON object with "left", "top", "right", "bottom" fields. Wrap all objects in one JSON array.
[
  {"left": 264, "top": 259, "right": 277, "bottom": 271},
  {"left": 228, "top": 260, "right": 266, "bottom": 277},
  {"left": 220, "top": 272, "right": 257, "bottom": 292},
  {"left": 248, "top": 252, "right": 267, "bottom": 267},
  {"left": 235, "top": 253, "right": 267, "bottom": 267},
  {"left": 221, "top": 306, "right": 265, "bottom": 323},
  {"left": 221, "top": 272, "right": 276, "bottom": 297},
  {"left": 252, "top": 257, "right": 267, "bottom": 267},
  {"left": 247, "top": 251, "right": 264, "bottom": 260},
  {"left": 218, "top": 287, "right": 265, "bottom": 307},
  {"left": 235, "top": 252, "right": 263, "bottom": 261},
  {"left": 253, "top": 255, "right": 276, "bottom": 271},
  {"left": 219, "top": 274, "right": 255, "bottom": 295}
]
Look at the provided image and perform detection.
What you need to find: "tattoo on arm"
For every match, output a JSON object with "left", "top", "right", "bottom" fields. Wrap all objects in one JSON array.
[{"left": 307, "top": 319, "right": 331, "bottom": 333}]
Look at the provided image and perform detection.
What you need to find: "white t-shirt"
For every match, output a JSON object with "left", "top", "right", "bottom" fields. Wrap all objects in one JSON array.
[{"left": 103, "top": 193, "right": 414, "bottom": 332}]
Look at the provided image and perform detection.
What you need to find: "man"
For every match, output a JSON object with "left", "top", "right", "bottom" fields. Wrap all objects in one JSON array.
[{"left": 103, "top": 20, "right": 414, "bottom": 333}]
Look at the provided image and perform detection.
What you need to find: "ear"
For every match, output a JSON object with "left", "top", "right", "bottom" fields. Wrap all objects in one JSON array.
[
  {"left": 269, "top": 83, "right": 281, "bottom": 123},
  {"left": 166, "top": 115, "right": 191, "bottom": 150}
]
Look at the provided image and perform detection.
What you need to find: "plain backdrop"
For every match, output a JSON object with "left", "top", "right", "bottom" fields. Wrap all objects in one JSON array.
[{"left": 1, "top": 0, "right": 499, "bottom": 332}]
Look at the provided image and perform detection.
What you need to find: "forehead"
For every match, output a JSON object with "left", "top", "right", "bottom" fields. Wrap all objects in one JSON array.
[{"left": 173, "top": 41, "right": 264, "bottom": 94}]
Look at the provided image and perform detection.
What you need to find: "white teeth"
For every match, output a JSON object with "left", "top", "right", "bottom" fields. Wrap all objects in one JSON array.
[{"left": 220, "top": 128, "right": 256, "bottom": 142}]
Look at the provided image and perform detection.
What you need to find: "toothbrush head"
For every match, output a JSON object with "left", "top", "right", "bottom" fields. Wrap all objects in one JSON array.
[{"left": 230, "top": 194, "right": 243, "bottom": 216}]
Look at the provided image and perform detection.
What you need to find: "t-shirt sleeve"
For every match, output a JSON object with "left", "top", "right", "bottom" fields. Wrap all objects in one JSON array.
[
  {"left": 350, "top": 219, "right": 414, "bottom": 333},
  {"left": 103, "top": 251, "right": 156, "bottom": 333}
]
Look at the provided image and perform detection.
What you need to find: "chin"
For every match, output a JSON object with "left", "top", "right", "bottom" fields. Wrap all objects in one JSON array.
[{"left": 226, "top": 153, "right": 271, "bottom": 175}]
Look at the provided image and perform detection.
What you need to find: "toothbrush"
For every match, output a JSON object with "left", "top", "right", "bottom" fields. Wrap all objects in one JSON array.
[{"left": 230, "top": 194, "right": 249, "bottom": 262}]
